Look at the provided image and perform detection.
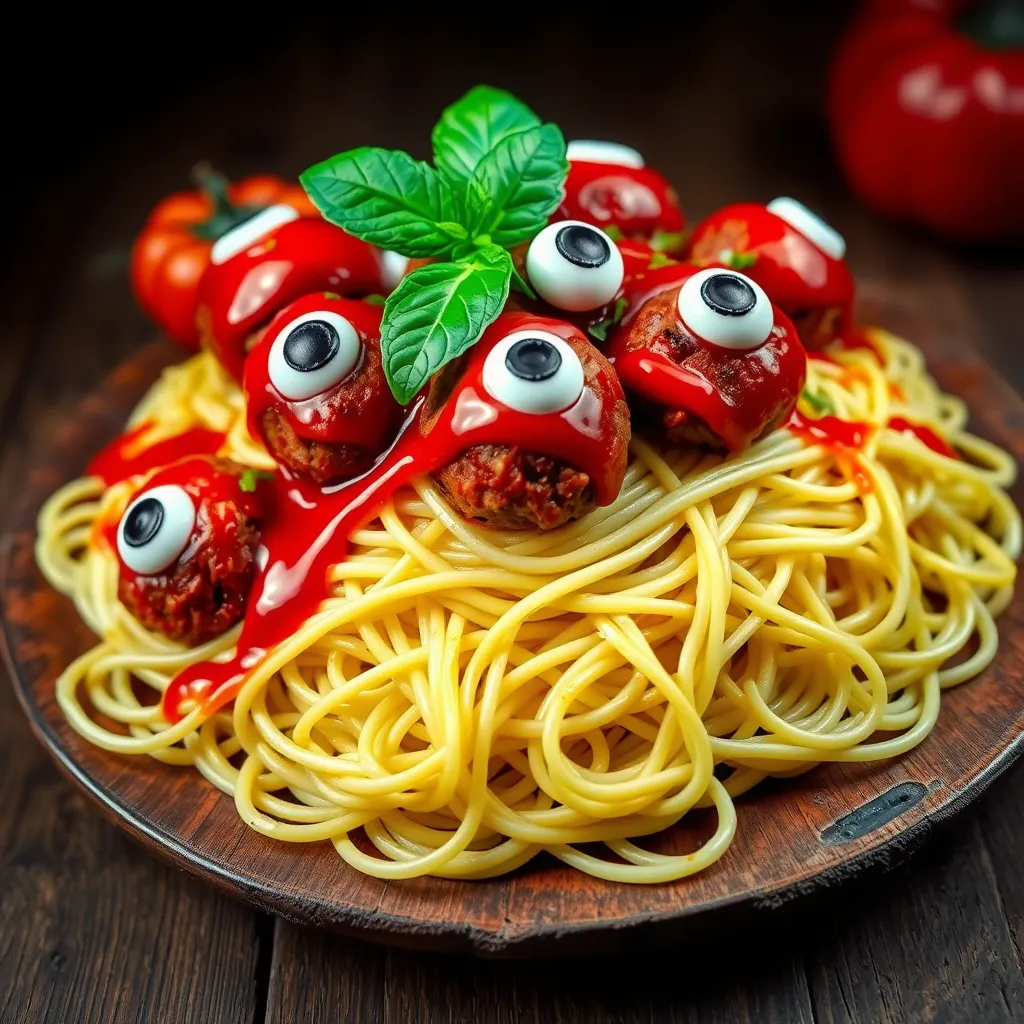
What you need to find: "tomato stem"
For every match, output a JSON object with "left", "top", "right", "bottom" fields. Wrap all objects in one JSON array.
[
  {"left": 959, "top": 0, "right": 1024, "bottom": 49},
  {"left": 188, "top": 162, "right": 265, "bottom": 242}
]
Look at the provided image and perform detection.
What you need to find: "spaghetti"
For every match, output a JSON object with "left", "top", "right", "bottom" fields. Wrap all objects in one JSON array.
[{"left": 37, "top": 330, "right": 1020, "bottom": 882}]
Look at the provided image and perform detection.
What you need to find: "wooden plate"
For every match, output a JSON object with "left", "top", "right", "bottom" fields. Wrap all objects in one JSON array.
[{"left": 3, "top": 293, "right": 1024, "bottom": 958}]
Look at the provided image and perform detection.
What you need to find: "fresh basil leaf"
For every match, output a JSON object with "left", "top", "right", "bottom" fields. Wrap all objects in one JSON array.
[
  {"left": 381, "top": 247, "right": 512, "bottom": 404},
  {"left": 432, "top": 85, "right": 540, "bottom": 186},
  {"left": 472, "top": 123, "right": 568, "bottom": 248},
  {"left": 300, "top": 147, "right": 466, "bottom": 257},
  {"left": 588, "top": 296, "right": 628, "bottom": 343}
]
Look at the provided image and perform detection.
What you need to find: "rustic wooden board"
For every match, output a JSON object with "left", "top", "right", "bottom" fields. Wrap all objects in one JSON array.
[{"left": 3, "top": 301, "right": 1023, "bottom": 958}]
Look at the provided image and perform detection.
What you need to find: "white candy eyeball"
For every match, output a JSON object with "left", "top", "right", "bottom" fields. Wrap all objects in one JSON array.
[
  {"left": 209, "top": 204, "right": 301, "bottom": 265},
  {"left": 566, "top": 140, "right": 645, "bottom": 169},
  {"left": 117, "top": 485, "right": 197, "bottom": 577},
  {"left": 766, "top": 197, "right": 846, "bottom": 261},
  {"left": 380, "top": 250, "right": 410, "bottom": 289},
  {"left": 678, "top": 268, "right": 774, "bottom": 351},
  {"left": 525, "top": 221, "right": 625, "bottom": 313},
  {"left": 268, "top": 310, "right": 362, "bottom": 401},
  {"left": 483, "top": 330, "right": 585, "bottom": 415}
]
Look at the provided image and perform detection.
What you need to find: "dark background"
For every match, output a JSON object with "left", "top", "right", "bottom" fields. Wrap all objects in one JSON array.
[{"left": 3, "top": 7, "right": 1024, "bottom": 1023}]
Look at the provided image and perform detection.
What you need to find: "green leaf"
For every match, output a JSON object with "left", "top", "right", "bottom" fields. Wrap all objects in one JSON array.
[
  {"left": 432, "top": 85, "right": 540, "bottom": 186},
  {"left": 239, "top": 469, "right": 275, "bottom": 493},
  {"left": 381, "top": 246, "right": 512, "bottom": 404},
  {"left": 472, "top": 123, "right": 569, "bottom": 248},
  {"left": 727, "top": 250, "right": 758, "bottom": 270},
  {"left": 588, "top": 296, "right": 628, "bottom": 343},
  {"left": 801, "top": 388, "right": 835, "bottom": 416},
  {"left": 648, "top": 251, "right": 674, "bottom": 270},
  {"left": 300, "top": 147, "right": 466, "bottom": 257}
]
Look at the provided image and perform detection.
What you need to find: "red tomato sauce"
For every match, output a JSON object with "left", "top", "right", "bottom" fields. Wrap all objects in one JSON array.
[
  {"left": 162, "top": 313, "right": 626, "bottom": 722},
  {"left": 787, "top": 409, "right": 874, "bottom": 492},
  {"left": 887, "top": 417, "right": 957, "bottom": 459},
  {"left": 88, "top": 423, "right": 226, "bottom": 486}
]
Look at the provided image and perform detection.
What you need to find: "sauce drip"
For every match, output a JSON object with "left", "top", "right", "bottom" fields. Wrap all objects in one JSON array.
[
  {"left": 887, "top": 416, "right": 958, "bottom": 459},
  {"left": 88, "top": 423, "right": 225, "bottom": 486},
  {"left": 162, "top": 312, "right": 627, "bottom": 722},
  {"left": 787, "top": 409, "right": 873, "bottom": 492}
]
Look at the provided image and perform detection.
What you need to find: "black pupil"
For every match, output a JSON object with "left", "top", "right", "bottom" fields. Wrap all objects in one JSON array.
[
  {"left": 700, "top": 274, "right": 757, "bottom": 316},
  {"left": 506, "top": 337, "right": 562, "bottom": 382},
  {"left": 124, "top": 497, "right": 164, "bottom": 549},
  {"left": 283, "top": 320, "right": 340, "bottom": 373},
  {"left": 555, "top": 225, "right": 610, "bottom": 269}
]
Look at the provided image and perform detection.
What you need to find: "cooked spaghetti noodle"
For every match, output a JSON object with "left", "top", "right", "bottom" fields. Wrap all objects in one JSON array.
[{"left": 37, "top": 330, "right": 1020, "bottom": 882}]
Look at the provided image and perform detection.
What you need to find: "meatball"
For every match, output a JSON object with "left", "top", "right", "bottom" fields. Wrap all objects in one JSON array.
[
  {"left": 686, "top": 199, "right": 854, "bottom": 350},
  {"left": 196, "top": 212, "right": 386, "bottom": 382},
  {"left": 420, "top": 312, "right": 630, "bottom": 530},
  {"left": 114, "top": 457, "right": 265, "bottom": 646},
  {"left": 558, "top": 141, "right": 685, "bottom": 251},
  {"left": 435, "top": 445, "right": 594, "bottom": 530},
  {"left": 244, "top": 293, "right": 404, "bottom": 486},
  {"left": 608, "top": 267, "right": 807, "bottom": 452}
]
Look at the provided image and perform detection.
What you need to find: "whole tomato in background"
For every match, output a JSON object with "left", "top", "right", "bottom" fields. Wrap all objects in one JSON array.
[
  {"left": 130, "top": 168, "right": 316, "bottom": 350},
  {"left": 829, "top": 0, "right": 1024, "bottom": 242}
]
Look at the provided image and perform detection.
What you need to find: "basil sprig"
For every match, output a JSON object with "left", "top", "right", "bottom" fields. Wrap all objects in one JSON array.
[{"left": 301, "top": 86, "right": 569, "bottom": 404}]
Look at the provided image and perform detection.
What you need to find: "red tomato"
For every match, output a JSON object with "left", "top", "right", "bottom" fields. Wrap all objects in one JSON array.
[
  {"left": 130, "top": 169, "right": 316, "bottom": 350},
  {"left": 828, "top": 0, "right": 1024, "bottom": 241}
]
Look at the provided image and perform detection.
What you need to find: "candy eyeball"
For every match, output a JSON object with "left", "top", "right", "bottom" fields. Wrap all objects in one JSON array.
[
  {"left": 566, "top": 140, "right": 645, "bottom": 169},
  {"left": 483, "top": 330, "right": 585, "bottom": 415},
  {"left": 268, "top": 310, "right": 362, "bottom": 401},
  {"left": 678, "top": 268, "right": 774, "bottom": 351},
  {"left": 380, "top": 250, "right": 410, "bottom": 289},
  {"left": 117, "top": 484, "right": 197, "bottom": 576},
  {"left": 766, "top": 197, "right": 846, "bottom": 261},
  {"left": 525, "top": 221, "right": 625, "bottom": 312},
  {"left": 209, "top": 204, "right": 301, "bottom": 266}
]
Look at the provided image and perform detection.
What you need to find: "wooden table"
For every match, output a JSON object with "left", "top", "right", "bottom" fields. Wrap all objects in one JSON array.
[{"left": 3, "top": 8, "right": 1024, "bottom": 1022}]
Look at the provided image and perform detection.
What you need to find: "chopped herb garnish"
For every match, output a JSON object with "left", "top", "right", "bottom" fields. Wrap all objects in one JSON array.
[
  {"left": 801, "top": 389, "right": 835, "bottom": 416},
  {"left": 363, "top": 293, "right": 386, "bottom": 306},
  {"left": 588, "top": 296, "right": 629, "bottom": 343},
  {"left": 647, "top": 251, "right": 674, "bottom": 270},
  {"left": 239, "top": 469, "right": 275, "bottom": 493},
  {"left": 727, "top": 250, "right": 758, "bottom": 270},
  {"left": 604, "top": 224, "right": 623, "bottom": 241},
  {"left": 649, "top": 229, "right": 688, "bottom": 253}
]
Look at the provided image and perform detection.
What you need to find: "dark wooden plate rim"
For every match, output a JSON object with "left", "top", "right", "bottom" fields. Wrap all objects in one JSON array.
[{"left": 3, "top": 293, "right": 1024, "bottom": 957}]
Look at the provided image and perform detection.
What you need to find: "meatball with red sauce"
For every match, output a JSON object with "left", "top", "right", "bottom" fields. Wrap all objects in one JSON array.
[
  {"left": 244, "top": 293, "right": 404, "bottom": 485},
  {"left": 114, "top": 457, "right": 265, "bottom": 646},
  {"left": 686, "top": 198, "right": 853, "bottom": 350},
  {"left": 558, "top": 141, "right": 685, "bottom": 252},
  {"left": 420, "top": 312, "right": 630, "bottom": 529},
  {"left": 607, "top": 265, "right": 807, "bottom": 452},
  {"left": 195, "top": 207, "right": 386, "bottom": 382}
]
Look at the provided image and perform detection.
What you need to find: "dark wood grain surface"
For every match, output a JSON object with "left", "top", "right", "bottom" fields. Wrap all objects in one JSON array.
[{"left": 3, "top": 6, "right": 1024, "bottom": 1021}]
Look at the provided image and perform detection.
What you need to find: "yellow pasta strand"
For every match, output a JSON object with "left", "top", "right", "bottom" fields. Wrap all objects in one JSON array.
[{"left": 37, "top": 329, "right": 1020, "bottom": 883}]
